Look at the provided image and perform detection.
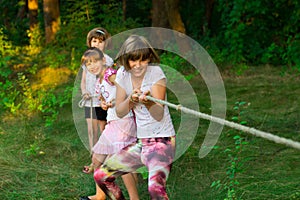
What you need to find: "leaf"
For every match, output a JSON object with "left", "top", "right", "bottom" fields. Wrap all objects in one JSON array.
[
  {"left": 240, "top": 121, "right": 247, "bottom": 125},
  {"left": 239, "top": 101, "right": 247, "bottom": 106},
  {"left": 211, "top": 181, "right": 217, "bottom": 187},
  {"left": 232, "top": 116, "right": 239, "bottom": 121},
  {"left": 233, "top": 135, "right": 240, "bottom": 140}
]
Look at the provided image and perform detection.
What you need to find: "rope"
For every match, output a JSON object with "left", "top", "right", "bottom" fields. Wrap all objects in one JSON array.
[
  {"left": 78, "top": 94, "right": 99, "bottom": 108},
  {"left": 146, "top": 96, "right": 300, "bottom": 151}
]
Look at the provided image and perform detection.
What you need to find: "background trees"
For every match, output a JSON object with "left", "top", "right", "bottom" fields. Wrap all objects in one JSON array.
[
  {"left": 0, "top": 0, "right": 299, "bottom": 124},
  {"left": 1, "top": 0, "right": 299, "bottom": 69},
  {"left": 1, "top": 0, "right": 299, "bottom": 66},
  {"left": 43, "top": 0, "right": 60, "bottom": 44}
]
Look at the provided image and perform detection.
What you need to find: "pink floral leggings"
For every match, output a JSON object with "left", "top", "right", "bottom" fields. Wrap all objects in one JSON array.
[{"left": 94, "top": 136, "right": 176, "bottom": 200}]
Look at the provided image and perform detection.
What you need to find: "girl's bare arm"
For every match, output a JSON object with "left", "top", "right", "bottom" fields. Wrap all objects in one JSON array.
[
  {"left": 115, "top": 83, "right": 135, "bottom": 118},
  {"left": 139, "top": 78, "right": 166, "bottom": 121}
]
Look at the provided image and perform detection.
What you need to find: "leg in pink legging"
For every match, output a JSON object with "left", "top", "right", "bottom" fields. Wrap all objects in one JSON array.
[{"left": 94, "top": 137, "right": 175, "bottom": 200}]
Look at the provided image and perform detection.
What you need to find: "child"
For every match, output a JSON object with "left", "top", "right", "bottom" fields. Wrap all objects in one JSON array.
[
  {"left": 93, "top": 35, "right": 176, "bottom": 200},
  {"left": 80, "top": 47, "right": 139, "bottom": 200},
  {"left": 81, "top": 27, "right": 114, "bottom": 150},
  {"left": 86, "top": 27, "right": 114, "bottom": 67},
  {"left": 80, "top": 27, "right": 114, "bottom": 200}
]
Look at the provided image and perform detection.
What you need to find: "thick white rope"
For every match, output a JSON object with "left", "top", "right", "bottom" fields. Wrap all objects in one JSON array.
[{"left": 146, "top": 96, "right": 300, "bottom": 150}]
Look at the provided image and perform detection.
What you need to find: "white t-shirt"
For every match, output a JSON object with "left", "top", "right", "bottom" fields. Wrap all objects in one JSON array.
[
  {"left": 116, "top": 65, "right": 175, "bottom": 138},
  {"left": 104, "top": 54, "right": 114, "bottom": 67},
  {"left": 95, "top": 75, "right": 133, "bottom": 122},
  {"left": 82, "top": 68, "right": 100, "bottom": 107},
  {"left": 81, "top": 53, "right": 114, "bottom": 107}
]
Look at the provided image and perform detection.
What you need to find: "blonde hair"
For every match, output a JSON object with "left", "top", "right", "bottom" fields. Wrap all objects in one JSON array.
[
  {"left": 81, "top": 47, "right": 104, "bottom": 66},
  {"left": 86, "top": 27, "right": 110, "bottom": 48},
  {"left": 115, "top": 35, "right": 160, "bottom": 71}
]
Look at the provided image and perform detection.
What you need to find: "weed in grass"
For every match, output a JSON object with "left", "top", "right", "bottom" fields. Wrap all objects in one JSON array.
[{"left": 211, "top": 101, "right": 251, "bottom": 200}]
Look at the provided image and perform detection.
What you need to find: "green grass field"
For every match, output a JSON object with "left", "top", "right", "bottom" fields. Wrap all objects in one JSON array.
[{"left": 0, "top": 66, "right": 299, "bottom": 199}]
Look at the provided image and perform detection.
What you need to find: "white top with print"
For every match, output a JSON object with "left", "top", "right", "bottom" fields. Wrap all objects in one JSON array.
[
  {"left": 116, "top": 65, "right": 175, "bottom": 138},
  {"left": 95, "top": 72, "right": 133, "bottom": 122},
  {"left": 81, "top": 53, "right": 113, "bottom": 107}
]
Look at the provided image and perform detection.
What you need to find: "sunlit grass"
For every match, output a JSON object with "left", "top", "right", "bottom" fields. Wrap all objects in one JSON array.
[{"left": 31, "top": 67, "right": 73, "bottom": 91}]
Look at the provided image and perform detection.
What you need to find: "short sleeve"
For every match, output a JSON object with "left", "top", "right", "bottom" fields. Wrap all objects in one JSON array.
[
  {"left": 104, "top": 54, "right": 114, "bottom": 67},
  {"left": 146, "top": 66, "right": 166, "bottom": 85},
  {"left": 152, "top": 66, "right": 166, "bottom": 83},
  {"left": 115, "top": 66, "right": 131, "bottom": 95}
]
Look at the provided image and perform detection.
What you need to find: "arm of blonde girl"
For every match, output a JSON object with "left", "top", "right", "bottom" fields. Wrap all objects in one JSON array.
[
  {"left": 139, "top": 78, "right": 166, "bottom": 121},
  {"left": 81, "top": 69, "right": 91, "bottom": 99}
]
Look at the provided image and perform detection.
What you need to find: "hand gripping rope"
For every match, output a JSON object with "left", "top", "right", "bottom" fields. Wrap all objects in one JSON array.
[{"left": 145, "top": 96, "right": 300, "bottom": 151}]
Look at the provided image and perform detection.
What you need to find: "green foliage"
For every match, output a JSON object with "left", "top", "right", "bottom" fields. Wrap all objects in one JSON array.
[
  {"left": 211, "top": 0, "right": 300, "bottom": 68},
  {"left": 160, "top": 52, "right": 198, "bottom": 81},
  {"left": 211, "top": 101, "right": 251, "bottom": 200},
  {"left": 37, "top": 86, "right": 73, "bottom": 127},
  {"left": 0, "top": 0, "right": 144, "bottom": 127},
  {"left": 23, "top": 141, "right": 42, "bottom": 157},
  {"left": 93, "top": 0, "right": 141, "bottom": 35},
  {"left": 2, "top": 0, "right": 300, "bottom": 126},
  {"left": 0, "top": 29, "right": 73, "bottom": 125},
  {"left": 136, "top": 166, "right": 148, "bottom": 180},
  {"left": 27, "top": 24, "right": 43, "bottom": 52},
  {"left": 180, "top": 0, "right": 206, "bottom": 39},
  {"left": 286, "top": 33, "right": 300, "bottom": 68},
  {"left": 0, "top": 28, "right": 18, "bottom": 112},
  {"left": 124, "top": 0, "right": 152, "bottom": 26},
  {"left": 0, "top": 0, "right": 29, "bottom": 45}
]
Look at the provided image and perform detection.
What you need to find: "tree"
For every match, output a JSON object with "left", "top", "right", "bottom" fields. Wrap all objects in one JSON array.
[
  {"left": 151, "top": 0, "right": 190, "bottom": 54},
  {"left": 165, "top": 0, "right": 185, "bottom": 34},
  {"left": 43, "top": 0, "right": 60, "bottom": 44},
  {"left": 203, "top": 0, "right": 215, "bottom": 35},
  {"left": 122, "top": 0, "right": 126, "bottom": 21},
  {"left": 151, "top": 0, "right": 170, "bottom": 28},
  {"left": 28, "top": 0, "right": 38, "bottom": 31}
]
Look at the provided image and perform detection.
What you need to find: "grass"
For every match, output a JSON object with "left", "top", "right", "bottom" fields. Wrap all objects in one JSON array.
[{"left": 0, "top": 66, "right": 299, "bottom": 199}]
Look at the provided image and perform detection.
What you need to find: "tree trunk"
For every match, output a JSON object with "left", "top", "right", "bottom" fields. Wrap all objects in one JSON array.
[
  {"left": 151, "top": 0, "right": 170, "bottom": 28},
  {"left": 203, "top": 0, "right": 215, "bottom": 35},
  {"left": 165, "top": 0, "right": 185, "bottom": 34},
  {"left": 43, "top": 0, "right": 60, "bottom": 44},
  {"left": 28, "top": 0, "right": 38, "bottom": 31},
  {"left": 122, "top": 0, "right": 126, "bottom": 21},
  {"left": 151, "top": 0, "right": 170, "bottom": 52},
  {"left": 165, "top": 0, "right": 191, "bottom": 55}
]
